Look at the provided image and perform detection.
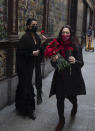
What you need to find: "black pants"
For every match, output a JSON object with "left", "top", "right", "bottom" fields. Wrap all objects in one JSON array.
[{"left": 56, "top": 95, "right": 77, "bottom": 120}]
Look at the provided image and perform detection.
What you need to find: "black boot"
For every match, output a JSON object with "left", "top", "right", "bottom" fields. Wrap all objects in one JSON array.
[
  {"left": 55, "top": 117, "right": 65, "bottom": 131},
  {"left": 37, "top": 91, "right": 42, "bottom": 105},
  {"left": 71, "top": 104, "right": 78, "bottom": 117},
  {"left": 28, "top": 110, "right": 36, "bottom": 120},
  {"left": 37, "top": 95, "right": 42, "bottom": 105}
]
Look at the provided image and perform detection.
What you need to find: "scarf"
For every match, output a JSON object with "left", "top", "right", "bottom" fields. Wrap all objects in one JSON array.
[{"left": 59, "top": 40, "right": 73, "bottom": 58}]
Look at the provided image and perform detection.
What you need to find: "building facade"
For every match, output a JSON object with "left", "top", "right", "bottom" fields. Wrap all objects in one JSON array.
[{"left": 0, "top": 0, "right": 95, "bottom": 109}]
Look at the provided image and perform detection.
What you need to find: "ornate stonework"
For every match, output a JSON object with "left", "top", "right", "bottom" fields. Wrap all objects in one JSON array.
[
  {"left": 0, "top": 0, "right": 8, "bottom": 40},
  {"left": 0, "top": 50, "right": 6, "bottom": 78},
  {"left": 18, "top": 0, "right": 43, "bottom": 36},
  {"left": 48, "top": 0, "right": 67, "bottom": 37}
]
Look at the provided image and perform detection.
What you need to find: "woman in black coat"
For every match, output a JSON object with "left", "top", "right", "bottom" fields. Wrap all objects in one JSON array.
[
  {"left": 49, "top": 25, "right": 86, "bottom": 131},
  {"left": 15, "top": 18, "right": 46, "bottom": 119}
]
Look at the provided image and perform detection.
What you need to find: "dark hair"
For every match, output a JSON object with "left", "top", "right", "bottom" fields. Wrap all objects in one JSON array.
[
  {"left": 57, "top": 25, "right": 80, "bottom": 45},
  {"left": 26, "top": 18, "right": 37, "bottom": 26},
  {"left": 57, "top": 25, "right": 73, "bottom": 41},
  {"left": 26, "top": 18, "right": 37, "bottom": 32}
]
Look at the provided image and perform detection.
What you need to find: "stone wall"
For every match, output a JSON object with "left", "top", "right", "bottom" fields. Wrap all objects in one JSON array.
[
  {"left": 86, "top": 7, "right": 91, "bottom": 30},
  {"left": 76, "top": 0, "right": 84, "bottom": 40},
  {"left": 18, "top": 0, "right": 44, "bottom": 38},
  {"left": 0, "top": 0, "right": 8, "bottom": 40},
  {"left": 48, "top": 0, "right": 68, "bottom": 37}
]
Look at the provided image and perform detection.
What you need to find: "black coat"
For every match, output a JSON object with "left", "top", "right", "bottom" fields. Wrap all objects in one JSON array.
[
  {"left": 16, "top": 31, "right": 44, "bottom": 63},
  {"left": 49, "top": 43, "right": 86, "bottom": 98}
]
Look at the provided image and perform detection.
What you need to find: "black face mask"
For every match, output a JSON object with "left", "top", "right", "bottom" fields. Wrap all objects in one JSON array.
[{"left": 30, "top": 26, "right": 38, "bottom": 33}]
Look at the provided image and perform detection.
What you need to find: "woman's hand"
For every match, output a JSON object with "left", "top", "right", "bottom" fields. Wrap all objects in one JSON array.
[
  {"left": 33, "top": 50, "right": 40, "bottom": 56},
  {"left": 68, "top": 56, "right": 76, "bottom": 64},
  {"left": 51, "top": 55, "right": 58, "bottom": 62},
  {"left": 41, "top": 35, "right": 47, "bottom": 43}
]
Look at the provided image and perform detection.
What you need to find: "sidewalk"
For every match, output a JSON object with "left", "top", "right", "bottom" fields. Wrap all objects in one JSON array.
[{"left": 0, "top": 41, "right": 95, "bottom": 131}]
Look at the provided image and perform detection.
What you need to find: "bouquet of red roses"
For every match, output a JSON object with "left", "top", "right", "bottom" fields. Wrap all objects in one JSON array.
[
  {"left": 44, "top": 39, "right": 60, "bottom": 57},
  {"left": 44, "top": 39, "right": 73, "bottom": 73}
]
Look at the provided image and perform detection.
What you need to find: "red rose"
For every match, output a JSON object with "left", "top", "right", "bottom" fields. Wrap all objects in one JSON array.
[
  {"left": 41, "top": 30, "right": 45, "bottom": 34},
  {"left": 67, "top": 47, "right": 74, "bottom": 52}
]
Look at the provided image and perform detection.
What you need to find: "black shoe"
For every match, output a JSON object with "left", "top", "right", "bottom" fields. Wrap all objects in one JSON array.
[
  {"left": 37, "top": 96, "right": 42, "bottom": 105},
  {"left": 55, "top": 118, "right": 65, "bottom": 131},
  {"left": 71, "top": 104, "right": 78, "bottom": 117},
  {"left": 28, "top": 111, "right": 36, "bottom": 120}
]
